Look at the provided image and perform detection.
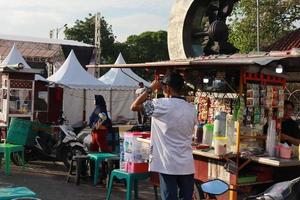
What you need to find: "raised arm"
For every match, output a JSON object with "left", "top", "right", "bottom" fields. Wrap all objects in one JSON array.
[
  {"left": 281, "top": 133, "right": 300, "bottom": 146},
  {"left": 131, "top": 80, "right": 160, "bottom": 112}
]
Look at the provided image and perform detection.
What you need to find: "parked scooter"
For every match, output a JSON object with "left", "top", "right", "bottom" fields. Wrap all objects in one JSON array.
[
  {"left": 11, "top": 115, "right": 88, "bottom": 169},
  {"left": 198, "top": 176, "right": 300, "bottom": 200}
]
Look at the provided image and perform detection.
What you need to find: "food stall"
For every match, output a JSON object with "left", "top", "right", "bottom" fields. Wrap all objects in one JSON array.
[
  {"left": 87, "top": 48, "right": 300, "bottom": 200},
  {"left": 0, "top": 64, "right": 40, "bottom": 127}
]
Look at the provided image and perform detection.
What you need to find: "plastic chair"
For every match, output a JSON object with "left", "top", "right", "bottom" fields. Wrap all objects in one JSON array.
[
  {"left": 87, "top": 128, "right": 120, "bottom": 185},
  {"left": 0, "top": 186, "right": 36, "bottom": 200},
  {"left": 66, "top": 155, "right": 90, "bottom": 185},
  {"left": 0, "top": 143, "right": 24, "bottom": 175},
  {"left": 0, "top": 118, "right": 34, "bottom": 175},
  {"left": 106, "top": 169, "right": 150, "bottom": 200},
  {"left": 87, "top": 152, "right": 118, "bottom": 185}
]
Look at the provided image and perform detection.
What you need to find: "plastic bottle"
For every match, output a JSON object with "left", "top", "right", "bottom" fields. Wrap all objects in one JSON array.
[
  {"left": 213, "top": 111, "right": 227, "bottom": 137},
  {"left": 119, "top": 138, "right": 125, "bottom": 170},
  {"left": 202, "top": 124, "right": 214, "bottom": 146},
  {"left": 195, "top": 123, "right": 204, "bottom": 143},
  {"left": 266, "top": 120, "right": 277, "bottom": 157}
]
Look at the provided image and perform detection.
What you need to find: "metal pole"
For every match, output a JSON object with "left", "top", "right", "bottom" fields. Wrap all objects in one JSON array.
[
  {"left": 83, "top": 89, "right": 86, "bottom": 122},
  {"left": 95, "top": 12, "right": 101, "bottom": 78},
  {"left": 256, "top": 0, "right": 260, "bottom": 52},
  {"left": 56, "top": 28, "right": 59, "bottom": 39}
]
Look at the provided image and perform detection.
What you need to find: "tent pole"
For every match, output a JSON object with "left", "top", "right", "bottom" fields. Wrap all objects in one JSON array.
[
  {"left": 83, "top": 89, "right": 86, "bottom": 122},
  {"left": 110, "top": 89, "right": 112, "bottom": 121}
]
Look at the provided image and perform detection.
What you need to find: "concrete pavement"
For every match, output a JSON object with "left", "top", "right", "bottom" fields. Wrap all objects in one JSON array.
[{"left": 0, "top": 161, "right": 159, "bottom": 200}]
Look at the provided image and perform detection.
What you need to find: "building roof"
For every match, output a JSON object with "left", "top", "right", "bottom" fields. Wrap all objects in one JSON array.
[
  {"left": 0, "top": 34, "right": 95, "bottom": 68},
  {"left": 266, "top": 28, "right": 300, "bottom": 51},
  {"left": 0, "top": 33, "right": 93, "bottom": 47}
]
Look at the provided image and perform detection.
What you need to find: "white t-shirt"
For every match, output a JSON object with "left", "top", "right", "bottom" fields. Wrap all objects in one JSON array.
[{"left": 145, "top": 97, "right": 197, "bottom": 175}]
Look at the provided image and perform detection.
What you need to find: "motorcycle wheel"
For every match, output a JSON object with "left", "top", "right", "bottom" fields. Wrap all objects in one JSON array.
[
  {"left": 61, "top": 145, "right": 87, "bottom": 169},
  {"left": 192, "top": 181, "right": 205, "bottom": 200},
  {"left": 11, "top": 152, "right": 28, "bottom": 166}
]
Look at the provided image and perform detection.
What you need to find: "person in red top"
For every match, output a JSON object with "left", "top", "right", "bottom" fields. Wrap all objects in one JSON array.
[{"left": 89, "top": 95, "right": 112, "bottom": 152}]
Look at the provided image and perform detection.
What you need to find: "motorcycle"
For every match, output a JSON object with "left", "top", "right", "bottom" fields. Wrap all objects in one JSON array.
[
  {"left": 11, "top": 116, "right": 88, "bottom": 169},
  {"left": 198, "top": 176, "right": 300, "bottom": 200}
]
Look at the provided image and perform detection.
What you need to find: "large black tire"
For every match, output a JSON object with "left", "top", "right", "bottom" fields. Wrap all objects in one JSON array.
[{"left": 61, "top": 145, "right": 87, "bottom": 170}]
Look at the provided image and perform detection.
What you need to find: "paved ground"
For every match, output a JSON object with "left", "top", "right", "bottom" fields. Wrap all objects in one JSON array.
[{"left": 0, "top": 161, "right": 159, "bottom": 200}]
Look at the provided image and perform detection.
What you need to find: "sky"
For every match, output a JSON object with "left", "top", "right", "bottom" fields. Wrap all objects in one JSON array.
[{"left": 0, "top": 0, "right": 175, "bottom": 42}]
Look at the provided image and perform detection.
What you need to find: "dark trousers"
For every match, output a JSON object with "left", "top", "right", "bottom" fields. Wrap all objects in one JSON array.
[{"left": 159, "top": 173, "right": 194, "bottom": 200}]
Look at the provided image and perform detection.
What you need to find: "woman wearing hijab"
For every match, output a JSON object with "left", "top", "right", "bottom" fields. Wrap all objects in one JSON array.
[{"left": 89, "top": 95, "right": 112, "bottom": 152}]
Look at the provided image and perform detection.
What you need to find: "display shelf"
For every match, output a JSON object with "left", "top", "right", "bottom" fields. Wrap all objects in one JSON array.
[
  {"left": 240, "top": 135, "right": 266, "bottom": 140},
  {"left": 193, "top": 149, "right": 236, "bottom": 160},
  {"left": 250, "top": 156, "right": 300, "bottom": 167},
  {"left": 8, "top": 114, "right": 32, "bottom": 118}
]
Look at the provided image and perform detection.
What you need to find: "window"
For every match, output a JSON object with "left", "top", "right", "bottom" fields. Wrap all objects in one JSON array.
[{"left": 9, "top": 89, "right": 32, "bottom": 115}]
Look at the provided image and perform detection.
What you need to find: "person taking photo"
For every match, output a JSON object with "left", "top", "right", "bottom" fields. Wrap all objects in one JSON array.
[{"left": 131, "top": 71, "right": 197, "bottom": 200}]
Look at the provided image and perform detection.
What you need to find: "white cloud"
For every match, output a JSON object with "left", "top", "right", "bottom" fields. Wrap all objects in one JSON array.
[{"left": 0, "top": 0, "right": 175, "bottom": 41}]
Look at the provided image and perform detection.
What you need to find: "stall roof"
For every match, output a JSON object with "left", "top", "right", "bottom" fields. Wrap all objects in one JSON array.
[
  {"left": 87, "top": 48, "right": 300, "bottom": 71},
  {"left": 266, "top": 28, "right": 300, "bottom": 51}
]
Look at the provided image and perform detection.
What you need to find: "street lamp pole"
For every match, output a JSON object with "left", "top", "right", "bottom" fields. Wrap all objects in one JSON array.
[
  {"left": 49, "top": 24, "right": 67, "bottom": 39},
  {"left": 256, "top": 0, "right": 260, "bottom": 53},
  {"left": 56, "top": 24, "right": 67, "bottom": 39}
]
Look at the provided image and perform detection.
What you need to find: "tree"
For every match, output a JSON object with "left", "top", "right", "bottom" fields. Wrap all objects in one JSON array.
[
  {"left": 124, "top": 30, "right": 169, "bottom": 63},
  {"left": 64, "top": 14, "right": 169, "bottom": 80},
  {"left": 229, "top": 0, "right": 300, "bottom": 53},
  {"left": 64, "top": 13, "right": 116, "bottom": 63},
  {"left": 111, "top": 31, "right": 169, "bottom": 81}
]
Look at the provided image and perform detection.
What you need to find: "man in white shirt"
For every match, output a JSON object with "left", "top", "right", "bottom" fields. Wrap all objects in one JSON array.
[{"left": 131, "top": 71, "right": 197, "bottom": 200}]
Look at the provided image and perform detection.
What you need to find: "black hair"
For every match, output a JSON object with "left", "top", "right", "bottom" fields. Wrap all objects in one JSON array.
[
  {"left": 162, "top": 71, "right": 184, "bottom": 93},
  {"left": 284, "top": 100, "right": 294, "bottom": 109},
  {"left": 95, "top": 95, "right": 107, "bottom": 112}
]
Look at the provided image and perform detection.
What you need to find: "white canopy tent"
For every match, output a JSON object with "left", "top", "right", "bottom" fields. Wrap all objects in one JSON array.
[
  {"left": 47, "top": 50, "right": 109, "bottom": 126},
  {"left": 99, "top": 53, "right": 150, "bottom": 87},
  {"left": 87, "top": 53, "right": 151, "bottom": 123},
  {"left": 1, "top": 44, "right": 48, "bottom": 82}
]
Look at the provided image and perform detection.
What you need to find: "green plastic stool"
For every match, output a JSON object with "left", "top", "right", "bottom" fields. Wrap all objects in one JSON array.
[
  {"left": 0, "top": 186, "right": 36, "bottom": 200},
  {"left": 87, "top": 153, "right": 118, "bottom": 185},
  {"left": 0, "top": 143, "right": 24, "bottom": 175},
  {"left": 106, "top": 169, "right": 150, "bottom": 200}
]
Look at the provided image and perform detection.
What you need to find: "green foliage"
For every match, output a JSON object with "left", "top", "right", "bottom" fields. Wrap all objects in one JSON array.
[
  {"left": 112, "top": 31, "right": 169, "bottom": 81},
  {"left": 229, "top": 0, "right": 300, "bottom": 53},
  {"left": 64, "top": 13, "right": 115, "bottom": 62},
  {"left": 64, "top": 14, "right": 169, "bottom": 81},
  {"left": 125, "top": 30, "right": 169, "bottom": 63}
]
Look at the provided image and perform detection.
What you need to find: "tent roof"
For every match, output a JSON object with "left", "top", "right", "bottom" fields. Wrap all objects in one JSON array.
[
  {"left": 99, "top": 53, "right": 150, "bottom": 87},
  {"left": 1, "top": 44, "right": 48, "bottom": 82},
  {"left": 1, "top": 44, "right": 31, "bottom": 68},
  {"left": 47, "top": 50, "right": 107, "bottom": 89}
]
